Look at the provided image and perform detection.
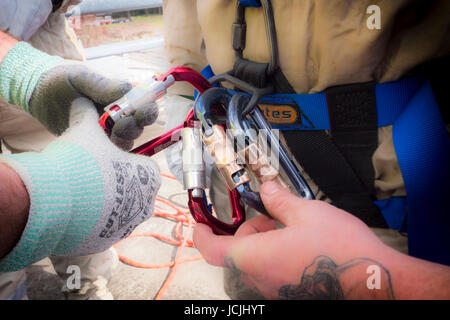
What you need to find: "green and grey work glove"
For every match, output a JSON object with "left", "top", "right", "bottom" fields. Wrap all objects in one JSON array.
[
  {"left": 0, "top": 98, "right": 161, "bottom": 272},
  {"left": 0, "top": 41, "right": 158, "bottom": 148}
]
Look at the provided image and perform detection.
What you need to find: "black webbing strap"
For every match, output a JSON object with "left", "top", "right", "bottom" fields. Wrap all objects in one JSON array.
[
  {"left": 282, "top": 82, "right": 387, "bottom": 228},
  {"left": 326, "top": 82, "right": 379, "bottom": 194},
  {"left": 282, "top": 131, "right": 386, "bottom": 228}
]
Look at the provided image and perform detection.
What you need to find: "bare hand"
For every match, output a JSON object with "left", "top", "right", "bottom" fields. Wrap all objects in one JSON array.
[{"left": 194, "top": 181, "right": 396, "bottom": 299}]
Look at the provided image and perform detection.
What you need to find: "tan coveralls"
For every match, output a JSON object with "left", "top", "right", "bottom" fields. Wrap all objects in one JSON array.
[{"left": 162, "top": 0, "right": 450, "bottom": 299}]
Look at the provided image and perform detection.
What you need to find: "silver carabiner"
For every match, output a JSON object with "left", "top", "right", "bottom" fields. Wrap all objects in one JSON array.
[{"left": 227, "top": 93, "right": 315, "bottom": 200}]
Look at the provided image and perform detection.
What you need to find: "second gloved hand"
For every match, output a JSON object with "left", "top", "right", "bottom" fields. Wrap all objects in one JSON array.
[
  {"left": 0, "top": 98, "right": 161, "bottom": 272},
  {"left": 0, "top": 41, "right": 158, "bottom": 146}
]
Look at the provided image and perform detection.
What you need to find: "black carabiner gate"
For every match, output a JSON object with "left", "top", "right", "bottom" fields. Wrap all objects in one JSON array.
[{"left": 209, "top": 0, "right": 280, "bottom": 116}]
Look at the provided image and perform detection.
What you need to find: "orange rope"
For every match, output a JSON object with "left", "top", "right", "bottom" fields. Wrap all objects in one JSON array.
[
  {"left": 113, "top": 174, "right": 203, "bottom": 300},
  {"left": 154, "top": 212, "right": 193, "bottom": 300},
  {"left": 160, "top": 173, "right": 178, "bottom": 180}
]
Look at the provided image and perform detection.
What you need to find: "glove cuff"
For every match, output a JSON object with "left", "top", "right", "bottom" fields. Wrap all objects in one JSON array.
[
  {"left": 0, "top": 141, "right": 105, "bottom": 271},
  {"left": 0, "top": 42, "right": 63, "bottom": 111}
]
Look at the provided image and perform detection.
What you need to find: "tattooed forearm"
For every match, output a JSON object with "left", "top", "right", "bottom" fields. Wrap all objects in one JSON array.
[
  {"left": 279, "top": 256, "right": 344, "bottom": 299},
  {"left": 223, "top": 256, "right": 265, "bottom": 298},
  {"left": 278, "top": 255, "right": 394, "bottom": 300}
]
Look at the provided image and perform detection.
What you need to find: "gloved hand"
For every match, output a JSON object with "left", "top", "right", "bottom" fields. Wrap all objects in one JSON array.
[
  {"left": 109, "top": 88, "right": 160, "bottom": 151},
  {"left": 0, "top": 98, "right": 161, "bottom": 272},
  {"left": 0, "top": 41, "right": 158, "bottom": 146}
]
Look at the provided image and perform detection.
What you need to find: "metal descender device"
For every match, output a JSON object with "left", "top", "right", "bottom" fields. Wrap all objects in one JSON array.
[
  {"left": 99, "top": 66, "right": 313, "bottom": 235},
  {"left": 99, "top": 0, "right": 313, "bottom": 235}
]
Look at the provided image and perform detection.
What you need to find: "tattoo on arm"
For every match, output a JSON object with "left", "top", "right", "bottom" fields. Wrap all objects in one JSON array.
[
  {"left": 223, "top": 256, "right": 265, "bottom": 298},
  {"left": 279, "top": 255, "right": 394, "bottom": 300},
  {"left": 223, "top": 255, "right": 394, "bottom": 300}
]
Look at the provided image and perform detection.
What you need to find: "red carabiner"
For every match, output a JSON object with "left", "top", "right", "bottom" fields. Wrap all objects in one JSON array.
[
  {"left": 99, "top": 67, "right": 245, "bottom": 235},
  {"left": 156, "top": 66, "right": 211, "bottom": 94},
  {"left": 188, "top": 188, "right": 245, "bottom": 236}
]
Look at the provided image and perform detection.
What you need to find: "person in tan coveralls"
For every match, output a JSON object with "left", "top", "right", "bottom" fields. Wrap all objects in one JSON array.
[
  {"left": 163, "top": 0, "right": 450, "bottom": 299},
  {"left": 0, "top": 0, "right": 117, "bottom": 300}
]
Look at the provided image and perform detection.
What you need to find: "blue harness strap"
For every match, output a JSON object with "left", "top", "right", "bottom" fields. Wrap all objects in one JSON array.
[
  {"left": 199, "top": 65, "right": 450, "bottom": 265},
  {"left": 393, "top": 80, "right": 450, "bottom": 265},
  {"left": 200, "top": 69, "right": 424, "bottom": 132},
  {"left": 255, "top": 77, "right": 424, "bottom": 131}
]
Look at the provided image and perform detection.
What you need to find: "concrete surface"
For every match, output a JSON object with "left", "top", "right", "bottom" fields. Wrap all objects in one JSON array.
[{"left": 24, "top": 46, "right": 231, "bottom": 300}]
